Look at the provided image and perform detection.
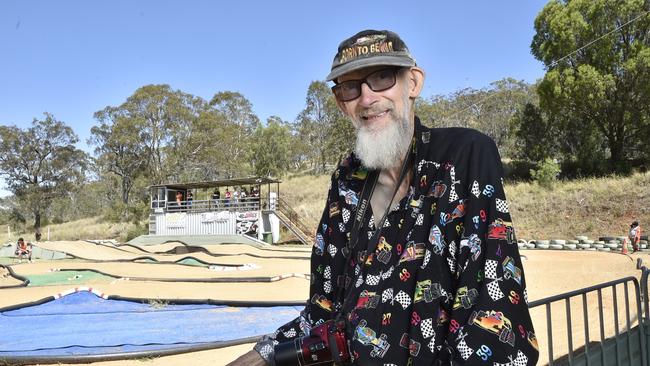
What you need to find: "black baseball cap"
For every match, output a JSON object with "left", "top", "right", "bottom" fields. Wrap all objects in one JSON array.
[{"left": 326, "top": 29, "right": 416, "bottom": 81}]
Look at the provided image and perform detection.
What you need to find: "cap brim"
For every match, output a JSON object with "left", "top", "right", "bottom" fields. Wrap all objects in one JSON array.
[{"left": 326, "top": 55, "right": 416, "bottom": 81}]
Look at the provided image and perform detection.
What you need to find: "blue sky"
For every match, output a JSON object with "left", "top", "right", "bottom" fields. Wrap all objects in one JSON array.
[{"left": 1, "top": 0, "right": 549, "bottom": 150}]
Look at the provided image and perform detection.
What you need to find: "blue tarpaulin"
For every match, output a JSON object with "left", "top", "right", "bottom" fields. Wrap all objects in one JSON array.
[{"left": 0, "top": 291, "right": 301, "bottom": 357}]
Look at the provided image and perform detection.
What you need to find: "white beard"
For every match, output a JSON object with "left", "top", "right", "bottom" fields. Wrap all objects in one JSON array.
[{"left": 352, "top": 92, "right": 413, "bottom": 170}]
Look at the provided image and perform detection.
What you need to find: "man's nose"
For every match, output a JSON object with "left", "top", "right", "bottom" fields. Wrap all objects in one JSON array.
[{"left": 357, "top": 82, "right": 379, "bottom": 107}]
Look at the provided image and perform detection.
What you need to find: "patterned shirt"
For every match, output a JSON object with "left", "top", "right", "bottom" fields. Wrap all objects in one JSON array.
[{"left": 256, "top": 118, "right": 539, "bottom": 365}]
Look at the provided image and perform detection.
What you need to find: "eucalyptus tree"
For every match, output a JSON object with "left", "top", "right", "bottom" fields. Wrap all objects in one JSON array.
[{"left": 0, "top": 113, "right": 87, "bottom": 230}]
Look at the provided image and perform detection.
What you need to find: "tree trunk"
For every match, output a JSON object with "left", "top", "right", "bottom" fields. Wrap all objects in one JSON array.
[{"left": 34, "top": 211, "right": 41, "bottom": 231}]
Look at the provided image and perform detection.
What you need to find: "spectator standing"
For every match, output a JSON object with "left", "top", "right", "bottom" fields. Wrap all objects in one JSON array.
[
  {"left": 187, "top": 191, "right": 193, "bottom": 209},
  {"left": 224, "top": 188, "right": 232, "bottom": 208},
  {"left": 630, "top": 221, "right": 642, "bottom": 253},
  {"left": 212, "top": 189, "right": 221, "bottom": 208}
]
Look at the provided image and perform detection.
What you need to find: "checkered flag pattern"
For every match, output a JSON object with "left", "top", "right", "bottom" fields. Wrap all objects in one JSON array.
[
  {"left": 283, "top": 328, "right": 297, "bottom": 338},
  {"left": 355, "top": 275, "right": 363, "bottom": 288},
  {"left": 323, "top": 280, "right": 332, "bottom": 293},
  {"left": 324, "top": 265, "right": 331, "bottom": 279},
  {"left": 456, "top": 338, "right": 474, "bottom": 360},
  {"left": 257, "top": 344, "right": 273, "bottom": 359},
  {"left": 524, "top": 289, "right": 528, "bottom": 304},
  {"left": 471, "top": 180, "right": 481, "bottom": 198},
  {"left": 421, "top": 249, "right": 431, "bottom": 269},
  {"left": 367, "top": 230, "right": 374, "bottom": 239},
  {"left": 449, "top": 185, "right": 459, "bottom": 203},
  {"left": 487, "top": 279, "right": 505, "bottom": 301},
  {"left": 338, "top": 222, "right": 345, "bottom": 232},
  {"left": 416, "top": 213, "right": 424, "bottom": 226},
  {"left": 382, "top": 288, "right": 394, "bottom": 303},
  {"left": 366, "top": 273, "right": 381, "bottom": 286},
  {"left": 368, "top": 215, "right": 375, "bottom": 229},
  {"left": 513, "top": 350, "right": 529, "bottom": 366},
  {"left": 447, "top": 256, "right": 456, "bottom": 273},
  {"left": 394, "top": 290, "right": 412, "bottom": 309},
  {"left": 449, "top": 167, "right": 459, "bottom": 202},
  {"left": 420, "top": 318, "right": 435, "bottom": 339},
  {"left": 485, "top": 259, "right": 498, "bottom": 279},
  {"left": 342, "top": 208, "right": 350, "bottom": 224},
  {"left": 328, "top": 244, "right": 337, "bottom": 258},
  {"left": 428, "top": 337, "right": 436, "bottom": 353},
  {"left": 384, "top": 219, "right": 391, "bottom": 228},
  {"left": 495, "top": 198, "right": 509, "bottom": 213}
]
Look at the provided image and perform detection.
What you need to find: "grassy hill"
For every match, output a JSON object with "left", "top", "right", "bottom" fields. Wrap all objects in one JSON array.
[{"left": 3, "top": 172, "right": 647, "bottom": 243}]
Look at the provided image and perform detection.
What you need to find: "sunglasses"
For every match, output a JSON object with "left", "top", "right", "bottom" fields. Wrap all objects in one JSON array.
[{"left": 331, "top": 67, "right": 403, "bottom": 102}]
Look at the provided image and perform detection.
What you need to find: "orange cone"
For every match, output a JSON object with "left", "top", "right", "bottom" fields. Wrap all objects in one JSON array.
[{"left": 622, "top": 238, "right": 629, "bottom": 254}]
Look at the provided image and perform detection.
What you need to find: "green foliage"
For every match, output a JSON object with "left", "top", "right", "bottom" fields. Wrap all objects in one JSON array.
[
  {"left": 532, "top": 0, "right": 650, "bottom": 172},
  {"left": 296, "top": 81, "right": 352, "bottom": 173},
  {"left": 251, "top": 116, "right": 293, "bottom": 177},
  {"left": 125, "top": 222, "right": 148, "bottom": 242},
  {"left": 530, "top": 158, "right": 561, "bottom": 189},
  {"left": 0, "top": 113, "right": 88, "bottom": 229},
  {"left": 513, "top": 103, "right": 558, "bottom": 162},
  {"left": 415, "top": 78, "right": 537, "bottom": 158}
]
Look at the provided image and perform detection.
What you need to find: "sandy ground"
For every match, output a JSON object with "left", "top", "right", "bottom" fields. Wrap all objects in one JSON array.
[{"left": 1, "top": 241, "right": 647, "bottom": 366}]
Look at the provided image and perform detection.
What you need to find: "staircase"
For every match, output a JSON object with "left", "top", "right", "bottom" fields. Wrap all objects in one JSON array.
[{"left": 276, "top": 198, "right": 313, "bottom": 245}]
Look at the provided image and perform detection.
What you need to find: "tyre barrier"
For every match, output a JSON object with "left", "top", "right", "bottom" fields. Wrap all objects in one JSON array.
[
  {"left": 567, "top": 239, "right": 580, "bottom": 244},
  {"left": 536, "top": 244, "right": 550, "bottom": 250},
  {"left": 605, "top": 243, "right": 619, "bottom": 250},
  {"left": 564, "top": 244, "right": 577, "bottom": 250},
  {"left": 549, "top": 244, "right": 564, "bottom": 250},
  {"left": 550, "top": 239, "right": 566, "bottom": 245},
  {"left": 599, "top": 236, "right": 616, "bottom": 242},
  {"left": 535, "top": 240, "right": 550, "bottom": 245},
  {"left": 581, "top": 239, "right": 595, "bottom": 244},
  {"left": 524, "top": 243, "right": 536, "bottom": 249},
  {"left": 578, "top": 244, "right": 592, "bottom": 249},
  {"left": 597, "top": 247, "right": 611, "bottom": 252},
  {"left": 575, "top": 235, "right": 589, "bottom": 241}
]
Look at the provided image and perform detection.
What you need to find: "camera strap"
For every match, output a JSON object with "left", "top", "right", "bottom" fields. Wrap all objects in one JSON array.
[{"left": 334, "top": 142, "right": 413, "bottom": 319}]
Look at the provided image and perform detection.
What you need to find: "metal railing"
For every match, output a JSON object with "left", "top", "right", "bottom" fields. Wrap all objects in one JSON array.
[
  {"left": 151, "top": 197, "right": 262, "bottom": 213},
  {"left": 530, "top": 276, "right": 646, "bottom": 365}
]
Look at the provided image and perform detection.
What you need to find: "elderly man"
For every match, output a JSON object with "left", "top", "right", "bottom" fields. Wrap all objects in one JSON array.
[{"left": 230, "top": 29, "right": 538, "bottom": 366}]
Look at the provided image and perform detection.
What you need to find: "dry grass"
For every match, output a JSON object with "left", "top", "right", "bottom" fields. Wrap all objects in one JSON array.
[
  {"left": 2, "top": 217, "right": 140, "bottom": 244},
  {"left": 3, "top": 172, "right": 646, "bottom": 244},
  {"left": 281, "top": 171, "right": 650, "bottom": 241}
]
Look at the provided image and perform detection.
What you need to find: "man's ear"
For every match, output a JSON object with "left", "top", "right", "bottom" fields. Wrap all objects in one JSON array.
[{"left": 405, "top": 67, "right": 425, "bottom": 99}]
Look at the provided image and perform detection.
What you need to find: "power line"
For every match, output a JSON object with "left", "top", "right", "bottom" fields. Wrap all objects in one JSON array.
[{"left": 436, "top": 9, "right": 650, "bottom": 125}]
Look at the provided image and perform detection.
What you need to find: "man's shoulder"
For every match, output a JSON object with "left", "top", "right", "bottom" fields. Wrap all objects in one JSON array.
[{"left": 421, "top": 126, "right": 497, "bottom": 158}]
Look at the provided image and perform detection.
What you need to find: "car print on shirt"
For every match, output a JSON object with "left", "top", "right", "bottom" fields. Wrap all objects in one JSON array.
[
  {"left": 453, "top": 286, "right": 479, "bottom": 310},
  {"left": 313, "top": 233, "right": 325, "bottom": 256},
  {"left": 428, "top": 225, "right": 446, "bottom": 255},
  {"left": 414, "top": 280, "right": 445, "bottom": 303},
  {"left": 488, "top": 218, "right": 515, "bottom": 243},
  {"left": 356, "top": 290, "right": 381, "bottom": 309},
  {"left": 460, "top": 234, "right": 482, "bottom": 261},
  {"left": 375, "top": 236, "right": 392, "bottom": 264},
  {"left": 310, "top": 294, "right": 333, "bottom": 312},
  {"left": 469, "top": 310, "right": 516, "bottom": 346},
  {"left": 354, "top": 319, "right": 391, "bottom": 358},
  {"left": 502, "top": 256, "right": 522, "bottom": 285},
  {"left": 399, "top": 241, "right": 426, "bottom": 264}
]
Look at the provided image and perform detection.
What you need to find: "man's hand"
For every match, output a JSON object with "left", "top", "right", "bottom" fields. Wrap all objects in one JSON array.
[{"left": 226, "top": 349, "right": 268, "bottom": 366}]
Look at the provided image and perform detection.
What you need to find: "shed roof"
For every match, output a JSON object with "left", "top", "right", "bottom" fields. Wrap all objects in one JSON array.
[{"left": 149, "top": 177, "right": 281, "bottom": 190}]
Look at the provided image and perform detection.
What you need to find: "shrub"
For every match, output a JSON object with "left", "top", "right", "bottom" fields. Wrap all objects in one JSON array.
[{"left": 530, "top": 158, "right": 561, "bottom": 189}]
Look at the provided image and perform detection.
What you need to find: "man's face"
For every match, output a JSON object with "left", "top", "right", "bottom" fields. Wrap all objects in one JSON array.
[
  {"left": 336, "top": 66, "right": 411, "bottom": 133},
  {"left": 335, "top": 66, "right": 415, "bottom": 170}
]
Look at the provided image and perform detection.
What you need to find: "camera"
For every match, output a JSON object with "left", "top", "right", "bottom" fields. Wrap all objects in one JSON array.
[{"left": 274, "top": 319, "right": 350, "bottom": 366}]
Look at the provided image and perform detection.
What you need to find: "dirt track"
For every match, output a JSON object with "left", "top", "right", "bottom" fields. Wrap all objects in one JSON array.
[{"left": 1, "top": 241, "right": 646, "bottom": 365}]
